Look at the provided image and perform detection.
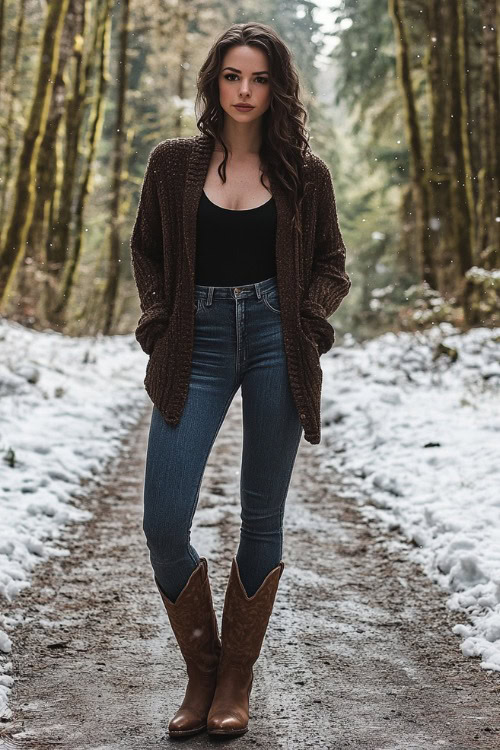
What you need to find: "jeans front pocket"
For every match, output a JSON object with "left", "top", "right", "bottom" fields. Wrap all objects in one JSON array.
[
  {"left": 194, "top": 297, "right": 206, "bottom": 315},
  {"left": 262, "top": 289, "right": 281, "bottom": 314}
]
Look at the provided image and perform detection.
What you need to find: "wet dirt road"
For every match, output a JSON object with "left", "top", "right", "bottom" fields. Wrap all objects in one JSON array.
[{"left": 0, "top": 398, "right": 499, "bottom": 750}]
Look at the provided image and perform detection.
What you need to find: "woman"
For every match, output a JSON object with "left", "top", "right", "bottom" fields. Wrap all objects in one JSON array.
[{"left": 130, "top": 22, "right": 351, "bottom": 739}]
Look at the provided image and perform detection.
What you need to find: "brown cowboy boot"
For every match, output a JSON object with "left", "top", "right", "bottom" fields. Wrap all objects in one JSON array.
[
  {"left": 206, "top": 556, "right": 285, "bottom": 736},
  {"left": 154, "top": 557, "right": 221, "bottom": 737}
]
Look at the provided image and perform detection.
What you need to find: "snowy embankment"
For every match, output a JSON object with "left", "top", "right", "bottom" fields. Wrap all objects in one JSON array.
[
  {"left": 0, "top": 319, "right": 148, "bottom": 719},
  {"left": 321, "top": 323, "right": 500, "bottom": 673}
]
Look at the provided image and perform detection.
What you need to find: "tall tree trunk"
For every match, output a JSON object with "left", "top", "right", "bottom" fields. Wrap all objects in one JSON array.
[
  {"left": 388, "top": 0, "right": 437, "bottom": 290},
  {"left": 102, "top": 0, "right": 130, "bottom": 334},
  {"left": 0, "top": 0, "right": 71, "bottom": 307},
  {"left": 458, "top": 0, "right": 475, "bottom": 255},
  {"left": 0, "top": 0, "right": 5, "bottom": 80},
  {"left": 399, "top": 183, "right": 419, "bottom": 278},
  {"left": 476, "top": 0, "right": 499, "bottom": 271},
  {"left": 446, "top": 0, "right": 476, "bottom": 324},
  {"left": 53, "top": 0, "right": 112, "bottom": 325},
  {"left": 0, "top": 0, "right": 27, "bottom": 228},
  {"left": 42, "top": 0, "right": 89, "bottom": 327},
  {"left": 424, "top": 0, "right": 453, "bottom": 294},
  {"left": 447, "top": 0, "right": 474, "bottom": 277},
  {"left": 174, "top": 5, "right": 189, "bottom": 136},
  {"left": 18, "top": 0, "right": 85, "bottom": 324}
]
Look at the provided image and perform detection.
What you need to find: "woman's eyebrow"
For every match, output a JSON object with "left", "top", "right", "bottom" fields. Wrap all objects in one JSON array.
[{"left": 222, "top": 66, "right": 269, "bottom": 75}]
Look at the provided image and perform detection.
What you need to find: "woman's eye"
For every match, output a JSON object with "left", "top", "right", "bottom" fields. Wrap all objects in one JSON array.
[{"left": 223, "top": 74, "right": 268, "bottom": 84}]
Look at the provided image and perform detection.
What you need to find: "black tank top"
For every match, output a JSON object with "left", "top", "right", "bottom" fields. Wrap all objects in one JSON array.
[{"left": 195, "top": 189, "right": 277, "bottom": 286}]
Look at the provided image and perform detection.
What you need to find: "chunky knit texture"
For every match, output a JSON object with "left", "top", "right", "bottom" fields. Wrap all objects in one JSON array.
[{"left": 130, "top": 133, "right": 351, "bottom": 444}]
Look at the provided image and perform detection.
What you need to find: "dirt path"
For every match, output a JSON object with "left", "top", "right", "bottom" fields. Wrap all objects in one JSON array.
[{"left": 0, "top": 398, "right": 499, "bottom": 750}]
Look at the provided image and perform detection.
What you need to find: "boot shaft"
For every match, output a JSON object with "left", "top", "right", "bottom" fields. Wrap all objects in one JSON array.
[
  {"left": 155, "top": 557, "right": 221, "bottom": 673},
  {"left": 219, "top": 556, "right": 284, "bottom": 669}
]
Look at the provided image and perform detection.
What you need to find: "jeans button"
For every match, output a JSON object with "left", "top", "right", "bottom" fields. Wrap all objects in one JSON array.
[{"left": 234, "top": 287, "right": 241, "bottom": 294}]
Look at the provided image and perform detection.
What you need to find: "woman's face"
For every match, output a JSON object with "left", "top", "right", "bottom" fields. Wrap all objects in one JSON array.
[{"left": 218, "top": 45, "right": 271, "bottom": 124}]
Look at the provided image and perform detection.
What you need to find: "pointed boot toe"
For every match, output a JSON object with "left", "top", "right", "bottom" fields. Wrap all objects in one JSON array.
[
  {"left": 206, "top": 709, "right": 249, "bottom": 736},
  {"left": 168, "top": 708, "right": 207, "bottom": 736}
]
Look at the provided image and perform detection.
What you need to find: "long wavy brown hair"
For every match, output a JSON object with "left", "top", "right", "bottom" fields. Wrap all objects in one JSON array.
[{"left": 195, "top": 22, "right": 311, "bottom": 236}]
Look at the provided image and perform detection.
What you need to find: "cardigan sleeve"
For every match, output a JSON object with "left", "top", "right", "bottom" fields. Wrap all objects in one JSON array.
[
  {"left": 301, "top": 159, "right": 351, "bottom": 322},
  {"left": 130, "top": 145, "right": 170, "bottom": 355}
]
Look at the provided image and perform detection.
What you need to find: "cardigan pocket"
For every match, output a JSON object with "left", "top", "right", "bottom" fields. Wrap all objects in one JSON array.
[
  {"left": 144, "top": 312, "right": 175, "bottom": 391},
  {"left": 299, "top": 306, "right": 335, "bottom": 356},
  {"left": 135, "top": 302, "right": 171, "bottom": 356},
  {"left": 300, "top": 323, "right": 320, "bottom": 358},
  {"left": 299, "top": 328, "right": 323, "bottom": 431}
]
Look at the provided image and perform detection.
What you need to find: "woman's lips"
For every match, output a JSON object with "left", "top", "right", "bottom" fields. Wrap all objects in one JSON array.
[{"left": 234, "top": 105, "right": 254, "bottom": 110}]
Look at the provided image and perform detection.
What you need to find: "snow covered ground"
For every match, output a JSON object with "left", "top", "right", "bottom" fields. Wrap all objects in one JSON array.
[
  {"left": 320, "top": 323, "right": 500, "bottom": 674},
  {"left": 0, "top": 317, "right": 499, "bottom": 719},
  {"left": 0, "top": 318, "right": 148, "bottom": 718}
]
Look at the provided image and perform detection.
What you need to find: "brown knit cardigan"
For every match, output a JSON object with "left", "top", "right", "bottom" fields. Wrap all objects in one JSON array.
[{"left": 130, "top": 133, "right": 351, "bottom": 444}]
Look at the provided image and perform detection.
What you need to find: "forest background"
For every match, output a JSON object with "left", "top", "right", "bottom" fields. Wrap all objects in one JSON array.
[{"left": 0, "top": 0, "right": 498, "bottom": 342}]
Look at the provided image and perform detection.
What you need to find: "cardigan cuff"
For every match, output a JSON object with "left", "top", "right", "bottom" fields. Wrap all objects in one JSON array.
[
  {"left": 300, "top": 298, "right": 327, "bottom": 319},
  {"left": 135, "top": 302, "right": 170, "bottom": 355},
  {"left": 299, "top": 300, "right": 335, "bottom": 355}
]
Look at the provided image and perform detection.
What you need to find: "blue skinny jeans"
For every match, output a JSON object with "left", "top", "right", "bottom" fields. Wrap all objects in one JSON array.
[{"left": 142, "top": 275, "right": 303, "bottom": 601}]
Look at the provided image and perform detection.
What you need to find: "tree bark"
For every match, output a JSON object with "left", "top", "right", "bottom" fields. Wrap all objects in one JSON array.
[
  {"left": 0, "top": 0, "right": 27, "bottom": 228},
  {"left": 102, "top": 0, "right": 130, "bottom": 334},
  {"left": 447, "top": 0, "right": 474, "bottom": 279},
  {"left": 0, "top": 0, "right": 71, "bottom": 308},
  {"left": 52, "top": 0, "right": 112, "bottom": 324},
  {"left": 388, "top": 0, "right": 437, "bottom": 290},
  {"left": 476, "top": 0, "right": 499, "bottom": 271},
  {"left": 43, "top": 0, "right": 89, "bottom": 327},
  {"left": 17, "top": 0, "right": 85, "bottom": 324},
  {"left": 0, "top": 0, "right": 5, "bottom": 82},
  {"left": 424, "top": 0, "right": 454, "bottom": 294}
]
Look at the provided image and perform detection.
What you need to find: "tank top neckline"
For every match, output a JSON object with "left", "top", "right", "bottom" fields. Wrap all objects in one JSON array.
[{"left": 202, "top": 190, "right": 274, "bottom": 212}]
